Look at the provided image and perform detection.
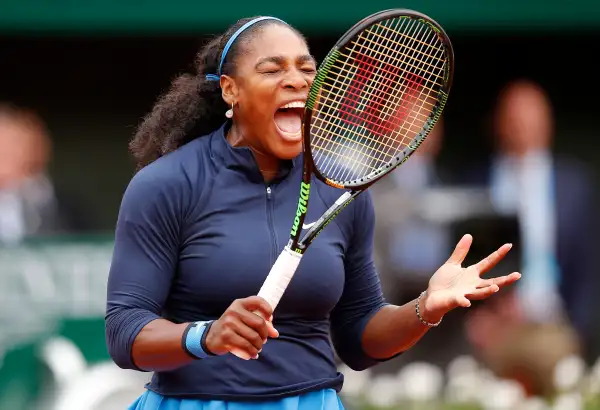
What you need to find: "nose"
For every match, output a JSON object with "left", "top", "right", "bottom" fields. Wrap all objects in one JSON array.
[{"left": 282, "top": 69, "right": 309, "bottom": 90}]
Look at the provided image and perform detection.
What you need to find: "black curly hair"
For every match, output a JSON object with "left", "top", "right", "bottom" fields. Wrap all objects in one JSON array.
[{"left": 129, "top": 17, "right": 304, "bottom": 171}]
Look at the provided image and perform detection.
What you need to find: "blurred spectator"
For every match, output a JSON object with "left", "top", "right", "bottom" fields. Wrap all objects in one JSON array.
[
  {"left": 0, "top": 103, "right": 89, "bottom": 244},
  {"left": 462, "top": 79, "right": 599, "bottom": 389}
]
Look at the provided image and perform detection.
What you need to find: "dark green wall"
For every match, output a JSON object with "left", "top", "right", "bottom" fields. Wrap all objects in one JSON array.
[{"left": 1, "top": 0, "right": 600, "bottom": 34}]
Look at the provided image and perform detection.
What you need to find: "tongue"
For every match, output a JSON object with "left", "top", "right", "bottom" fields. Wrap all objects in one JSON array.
[{"left": 274, "top": 111, "right": 302, "bottom": 134}]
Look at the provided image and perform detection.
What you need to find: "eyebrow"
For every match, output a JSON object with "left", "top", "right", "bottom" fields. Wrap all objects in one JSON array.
[{"left": 255, "top": 54, "right": 316, "bottom": 69}]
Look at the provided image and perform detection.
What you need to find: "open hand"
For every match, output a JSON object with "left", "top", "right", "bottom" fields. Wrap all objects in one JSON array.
[{"left": 420, "top": 234, "right": 522, "bottom": 323}]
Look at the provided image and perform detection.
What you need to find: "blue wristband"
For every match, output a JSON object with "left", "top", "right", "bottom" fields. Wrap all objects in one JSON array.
[{"left": 183, "top": 320, "right": 215, "bottom": 359}]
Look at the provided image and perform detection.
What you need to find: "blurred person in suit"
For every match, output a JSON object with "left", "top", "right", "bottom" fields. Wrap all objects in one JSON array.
[
  {"left": 464, "top": 79, "right": 599, "bottom": 386},
  {"left": 0, "top": 103, "right": 89, "bottom": 244}
]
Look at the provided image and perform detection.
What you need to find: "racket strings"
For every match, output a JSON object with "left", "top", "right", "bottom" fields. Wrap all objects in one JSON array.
[
  {"left": 318, "top": 75, "right": 434, "bottom": 133},
  {"left": 310, "top": 97, "right": 431, "bottom": 163},
  {"left": 372, "top": 21, "right": 444, "bottom": 154},
  {"left": 367, "top": 24, "right": 445, "bottom": 65},
  {"left": 345, "top": 39, "right": 445, "bottom": 83},
  {"left": 322, "top": 50, "right": 440, "bottom": 116},
  {"left": 317, "top": 20, "right": 430, "bottom": 157},
  {"left": 311, "top": 16, "right": 447, "bottom": 182},
  {"left": 337, "top": 20, "right": 441, "bottom": 177},
  {"left": 345, "top": 20, "right": 444, "bottom": 146},
  {"left": 314, "top": 17, "right": 440, "bottom": 176},
  {"left": 312, "top": 106, "right": 427, "bottom": 156},
  {"left": 375, "top": 20, "right": 447, "bottom": 139},
  {"left": 308, "top": 135, "right": 379, "bottom": 171},
  {"left": 313, "top": 69, "right": 427, "bottom": 174},
  {"left": 311, "top": 122, "right": 395, "bottom": 161},
  {"left": 389, "top": 22, "right": 446, "bottom": 160}
]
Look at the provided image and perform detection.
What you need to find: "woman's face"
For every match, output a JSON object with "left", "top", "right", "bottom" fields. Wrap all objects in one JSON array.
[{"left": 223, "top": 24, "right": 317, "bottom": 160}]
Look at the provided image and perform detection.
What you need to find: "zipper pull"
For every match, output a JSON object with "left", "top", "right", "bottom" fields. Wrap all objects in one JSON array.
[{"left": 266, "top": 186, "right": 272, "bottom": 200}]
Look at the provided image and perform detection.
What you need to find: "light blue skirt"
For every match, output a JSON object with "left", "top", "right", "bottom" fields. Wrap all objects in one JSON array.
[{"left": 128, "top": 388, "right": 345, "bottom": 410}]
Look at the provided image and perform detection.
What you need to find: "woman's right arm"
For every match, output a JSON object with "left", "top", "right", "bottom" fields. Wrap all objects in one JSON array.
[
  {"left": 130, "top": 299, "right": 278, "bottom": 371},
  {"left": 105, "top": 168, "right": 278, "bottom": 372},
  {"left": 105, "top": 169, "right": 191, "bottom": 372}
]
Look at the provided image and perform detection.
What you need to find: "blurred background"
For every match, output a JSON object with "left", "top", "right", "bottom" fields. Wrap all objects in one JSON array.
[{"left": 1, "top": 1, "right": 599, "bottom": 409}]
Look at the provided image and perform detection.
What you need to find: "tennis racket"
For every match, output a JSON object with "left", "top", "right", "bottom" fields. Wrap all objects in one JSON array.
[{"left": 234, "top": 9, "right": 454, "bottom": 359}]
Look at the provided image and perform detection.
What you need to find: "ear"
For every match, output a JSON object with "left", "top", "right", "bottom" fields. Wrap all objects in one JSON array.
[{"left": 220, "top": 75, "right": 239, "bottom": 106}]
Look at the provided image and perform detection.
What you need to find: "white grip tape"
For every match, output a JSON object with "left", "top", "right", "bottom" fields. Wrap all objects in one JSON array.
[
  {"left": 230, "top": 247, "right": 302, "bottom": 360},
  {"left": 257, "top": 246, "right": 303, "bottom": 310}
]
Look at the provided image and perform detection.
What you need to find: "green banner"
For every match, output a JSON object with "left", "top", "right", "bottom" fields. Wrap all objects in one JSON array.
[
  {"left": 1, "top": 0, "right": 599, "bottom": 34},
  {"left": 0, "top": 235, "right": 117, "bottom": 410}
]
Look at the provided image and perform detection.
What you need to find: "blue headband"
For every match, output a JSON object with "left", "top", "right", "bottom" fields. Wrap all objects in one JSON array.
[{"left": 205, "top": 16, "right": 285, "bottom": 83}]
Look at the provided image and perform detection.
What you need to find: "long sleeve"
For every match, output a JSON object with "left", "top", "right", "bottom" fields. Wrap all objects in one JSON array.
[
  {"left": 330, "top": 192, "right": 389, "bottom": 371},
  {"left": 105, "top": 167, "right": 183, "bottom": 370}
]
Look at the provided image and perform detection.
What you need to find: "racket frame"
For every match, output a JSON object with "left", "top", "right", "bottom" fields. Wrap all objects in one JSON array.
[{"left": 290, "top": 8, "right": 454, "bottom": 253}]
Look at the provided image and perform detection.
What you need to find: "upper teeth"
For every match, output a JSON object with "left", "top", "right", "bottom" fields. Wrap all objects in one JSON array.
[{"left": 281, "top": 101, "right": 305, "bottom": 109}]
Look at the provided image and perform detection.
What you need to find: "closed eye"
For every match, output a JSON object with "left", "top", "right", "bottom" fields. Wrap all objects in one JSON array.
[{"left": 257, "top": 64, "right": 283, "bottom": 75}]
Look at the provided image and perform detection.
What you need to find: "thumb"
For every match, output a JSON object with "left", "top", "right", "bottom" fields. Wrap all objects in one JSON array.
[
  {"left": 266, "top": 319, "right": 279, "bottom": 338},
  {"left": 447, "top": 234, "right": 473, "bottom": 265}
]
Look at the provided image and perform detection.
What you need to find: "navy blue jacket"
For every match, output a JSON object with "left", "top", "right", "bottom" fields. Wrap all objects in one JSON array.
[{"left": 105, "top": 123, "right": 390, "bottom": 400}]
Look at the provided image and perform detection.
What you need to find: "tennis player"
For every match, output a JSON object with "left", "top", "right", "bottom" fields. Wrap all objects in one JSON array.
[{"left": 105, "top": 16, "right": 521, "bottom": 410}]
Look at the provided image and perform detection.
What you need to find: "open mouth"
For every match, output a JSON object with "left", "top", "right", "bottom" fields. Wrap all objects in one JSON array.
[{"left": 274, "top": 101, "right": 305, "bottom": 141}]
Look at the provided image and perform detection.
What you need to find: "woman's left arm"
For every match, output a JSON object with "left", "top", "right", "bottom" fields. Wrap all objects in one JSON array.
[
  {"left": 360, "top": 298, "right": 438, "bottom": 360},
  {"left": 330, "top": 193, "right": 521, "bottom": 367},
  {"left": 362, "top": 233, "right": 521, "bottom": 360}
]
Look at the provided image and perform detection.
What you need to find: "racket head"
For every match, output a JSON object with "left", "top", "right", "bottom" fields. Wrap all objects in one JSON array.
[{"left": 303, "top": 9, "right": 454, "bottom": 190}]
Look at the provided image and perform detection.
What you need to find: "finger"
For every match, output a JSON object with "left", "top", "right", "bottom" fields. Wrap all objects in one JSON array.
[
  {"left": 240, "top": 312, "right": 269, "bottom": 342},
  {"left": 239, "top": 296, "right": 274, "bottom": 320},
  {"left": 455, "top": 293, "right": 471, "bottom": 308},
  {"left": 223, "top": 332, "right": 260, "bottom": 360},
  {"left": 266, "top": 320, "right": 279, "bottom": 339},
  {"left": 244, "top": 311, "right": 279, "bottom": 340},
  {"left": 446, "top": 234, "right": 473, "bottom": 265},
  {"left": 473, "top": 243, "right": 512, "bottom": 275},
  {"left": 485, "top": 272, "right": 522, "bottom": 288},
  {"left": 234, "top": 316, "right": 267, "bottom": 351},
  {"left": 466, "top": 285, "right": 500, "bottom": 300}
]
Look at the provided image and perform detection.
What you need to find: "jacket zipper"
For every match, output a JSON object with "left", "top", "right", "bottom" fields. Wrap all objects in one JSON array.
[{"left": 266, "top": 185, "right": 278, "bottom": 265}]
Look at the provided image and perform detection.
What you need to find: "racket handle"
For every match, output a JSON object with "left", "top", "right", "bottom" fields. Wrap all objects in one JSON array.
[
  {"left": 257, "top": 246, "right": 303, "bottom": 310},
  {"left": 230, "top": 246, "right": 302, "bottom": 360}
]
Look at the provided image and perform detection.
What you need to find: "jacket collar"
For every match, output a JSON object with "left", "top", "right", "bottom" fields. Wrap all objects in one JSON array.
[{"left": 209, "top": 122, "right": 300, "bottom": 184}]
